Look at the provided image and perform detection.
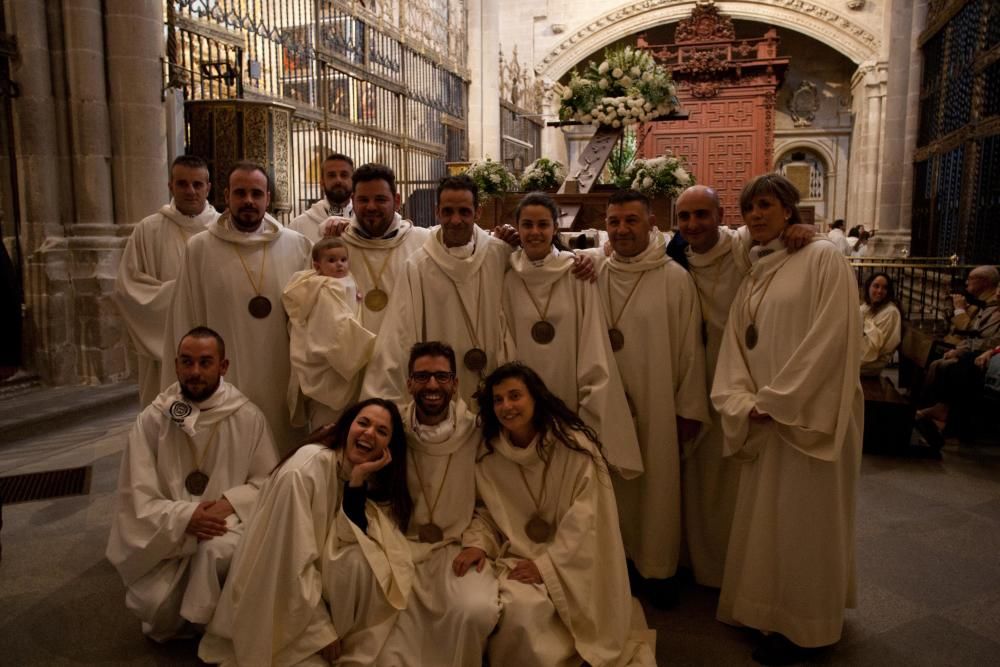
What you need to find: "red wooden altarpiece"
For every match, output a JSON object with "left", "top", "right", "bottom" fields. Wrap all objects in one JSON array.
[{"left": 637, "top": 4, "right": 788, "bottom": 226}]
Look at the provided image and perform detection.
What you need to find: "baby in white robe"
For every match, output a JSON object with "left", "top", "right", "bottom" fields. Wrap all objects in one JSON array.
[{"left": 283, "top": 239, "right": 376, "bottom": 430}]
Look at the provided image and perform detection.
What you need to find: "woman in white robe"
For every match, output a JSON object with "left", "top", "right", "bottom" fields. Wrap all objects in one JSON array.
[
  {"left": 199, "top": 398, "right": 414, "bottom": 667},
  {"left": 454, "top": 362, "right": 655, "bottom": 667},
  {"left": 501, "top": 192, "right": 642, "bottom": 478},
  {"left": 860, "top": 272, "right": 902, "bottom": 376},
  {"left": 711, "top": 174, "right": 863, "bottom": 664}
]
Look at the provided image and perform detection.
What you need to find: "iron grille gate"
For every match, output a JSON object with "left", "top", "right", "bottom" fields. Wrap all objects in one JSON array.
[{"left": 165, "top": 0, "right": 469, "bottom": 226}]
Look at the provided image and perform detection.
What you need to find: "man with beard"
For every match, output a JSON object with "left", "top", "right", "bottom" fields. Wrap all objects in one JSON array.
[
  {"left": 163, "top": 161, "right": 312, "bottom": 449},
  {"left": 107, "top": 327, "right": 278, "bottom": 641},
  {"left": 115, "top": 155, "right": 219, "bottom": 406},
  {"left": 290, "top": 153, "right": 354, "bottom": 243}
]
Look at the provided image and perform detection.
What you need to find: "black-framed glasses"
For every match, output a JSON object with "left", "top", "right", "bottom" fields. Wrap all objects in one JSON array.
[{"left": 410, "top": 371, "right": 455, "bottom": 384}]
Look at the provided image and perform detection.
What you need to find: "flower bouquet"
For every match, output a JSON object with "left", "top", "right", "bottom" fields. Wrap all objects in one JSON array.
[
  {"left": 558, "top": 45, "right": 678, "bottom": 127},
  {"left": 520, "top": 158, "right": 565, "bottom": 192},
  {"left": 614, "top": 153, "right": 694, "bottom": 198},
  {"left": 463, "top": 158, "right": 518, "bottom": 201}
]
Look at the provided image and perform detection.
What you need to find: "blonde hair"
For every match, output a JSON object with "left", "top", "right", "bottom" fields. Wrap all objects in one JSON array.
[{"left": 311, "top": 237, "right": 348, "bottom": 262}]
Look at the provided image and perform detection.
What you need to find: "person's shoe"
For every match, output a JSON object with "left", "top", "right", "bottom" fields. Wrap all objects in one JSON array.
[
  {"left": 751, "top": 633, "right": 822, "bottom": 665},
  {"left": 915, "top": 414, "right": 946, "bottom": 451},
  {"left": 645, "top": 576, "right": 679, "bottom": 609}
]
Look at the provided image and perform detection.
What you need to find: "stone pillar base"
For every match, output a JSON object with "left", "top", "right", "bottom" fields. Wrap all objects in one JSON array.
[{"left": 870, "top": 228, "right": 912, "bottom": 257}]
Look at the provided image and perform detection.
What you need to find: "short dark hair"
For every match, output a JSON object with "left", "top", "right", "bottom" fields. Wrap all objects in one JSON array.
[
  {"left": 832, "top": 219, "right": 846, "bottom": 230},
  {"left": 437, "top": 174, "right": 479, "bottom": 209},
  {"left": 179, "top": 326, "right": 225, "bottom": 359},
  {"left": 408, "top": 341, "right": 457, "bottom": 375},
  {"left": 171, "top": 154, "right": 209, "bottom": 173},
  {"left": 353, "top": 163, "right": 396, "bottom": 194},
  {"left": 607, "top": 189, "right": 651, "bottom": 212},
  {"left": 739, "top": 173, "right": 802, "bottom": 227},
  {"left": 312, "top": 237, "right": 347, "bottom": 262},
  {"left": 325, "top": 153, "right": 355, "bottom": 169},
  {"left": 227, "top": 160, "right": 271, "bottom": 192}
]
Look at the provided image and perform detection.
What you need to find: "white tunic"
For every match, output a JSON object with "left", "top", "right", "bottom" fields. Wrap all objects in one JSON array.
[
  {"left": 860, "top": 302, "right": 901, "bottom": 375},
  {"left": 711, "top": 239, "right": 863, "bottom": 648},
  {"left": 114, "top": 201, "right": 218, "bottom": 406},
  {"left": 106, "top": 380, "right": 277, "bottom": 640},
  {"left": 163, "top": 213, "right": 312, "bottom": 451},
  {"left": 282, "top": 269, "right": 376, "bottom": 429},
  {"left": 199, "top": 445, "right": 413, "bottom": 667},
  {"left": 503, "top": 248, "right": 642, "bottom": 478},
  {"left": 340, "top": 214, "right": 431, "bottom": 335},
  {"left": 362, "top": 225, "right": 512, "bottom": 408},
  {"left": 290, "top": 199, "right": 352, "bottom": 244},
  {"left": 598, "top": 231, "right": 710, "bottom": 579},
  {"left": 464, "top": 432, "right": 656, "bottom": 667},
  {"left": 682, "top": 226, "right": 750, "bottom": 587}
]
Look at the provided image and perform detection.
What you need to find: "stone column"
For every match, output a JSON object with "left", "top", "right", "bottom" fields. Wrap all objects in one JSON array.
[
  {"left": 467, "top": 0, "right": 501, "bottom": 159},
  {"left": 847, "top": 61, "right": 888, "bottom": 236},
  {"left": 105, "top": 0, "right": 168, "bottom": 224},
  {"left": 540, "top": 88, "right": 569, "bottom": 167}
]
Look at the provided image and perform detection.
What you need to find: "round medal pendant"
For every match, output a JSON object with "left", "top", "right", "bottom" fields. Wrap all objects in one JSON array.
[
  {"left": 608, "top": 327, "right": 625, "bottom": 352},
  {"left": 745, "top": 323, "right": 759, "bottom": 350},
  {"left": 525, "top": 514, "right": 553, "bottom": 543},
  {"left": 248, "top": 295, "right": 272, "bottom": 318},
  {"left": 464, "top": 347, "right": 488, "bottom": 372},
  {"left": 364, "top": 288, "right": 389, "bottom": 311},
  {"left": 531, "top": 320, "right": 556, "bottom": 344},
  {"left": 417, "top": 522, "right": 444, "bottom": 544},
  {"left": 185, "top": 470, "right": 209, "bottom": 496}
]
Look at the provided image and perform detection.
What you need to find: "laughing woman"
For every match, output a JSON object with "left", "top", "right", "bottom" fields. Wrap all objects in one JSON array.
[
  {"left": 711, "top": 173, "right": 863, "bottom": 665},
  {"left": 453, "top": 363, "right": 655, "bottom": 667},
  {"left": 501, "top": 192, "right": 641, "bottom": 479},
  {"left": 199, "top": 398, "right": 414, "bottom": 666}
]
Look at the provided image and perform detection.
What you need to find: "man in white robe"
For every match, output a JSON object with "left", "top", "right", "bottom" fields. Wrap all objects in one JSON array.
[
  {"left": 107, "top": 327, "right": 277, "bottom": 641},
  {"left": 362, "top": 175, "right": 512, "bottom": 407},
  {"left": 115, "top": 155, "right": 218, "bottom": 406},
  {"left": 827, "top": 219, "right": 851, "bottom": 256},
  {"left": 290, "top": 152, "right": 354, "bottom": 243},
  {"left": 163, "top": 161, "right": 312, "bottom": 451},
  {"left": 598, "top": 190, "right": 710, "bottom": 607}
]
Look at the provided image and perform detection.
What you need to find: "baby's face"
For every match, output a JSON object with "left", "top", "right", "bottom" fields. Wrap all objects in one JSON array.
[{"left": 314, "top": 247, "right": 349, "bottom": 278}]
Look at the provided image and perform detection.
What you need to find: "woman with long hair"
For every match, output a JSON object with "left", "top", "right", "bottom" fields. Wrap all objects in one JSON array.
[
  {"left": 453, "top": 363, "right": 654, "bottom": 667},
  {"left": 500, "top": 192, "right": 641, "bottom": 479},
  {"left": 200, "top": 398, "right": 415, "bottom": 666},
  {"left": 711, "top": 173, "right": 863, "bottom": 664},
  {"left": 860, "top": 272, "right": 901, "bottom": 376}
]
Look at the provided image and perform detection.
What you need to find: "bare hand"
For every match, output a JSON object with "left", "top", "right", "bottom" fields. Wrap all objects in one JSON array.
[
  {"left": 603, "top": 239, "right": 613, "bottom": 257},
  {"left": 943, "top": 349, "right": 960, "bottom": 360},
  {"left": 676, "top": 416, "right": 701, "bottom": 444},
  {"left": 975, "top": 349, "right": 995, "bottom": 369},
  {"left": 749, "top": 407, "right": 772, "bottom": 422},
  {"left": 509, "top": 559, "right": 543, "bottom": 585},
  {"left": 321, "top": 216, "right": 351, "bottom": 238},
  {"left": 493, "top": 224, "right": 520, "bottom": 247},
  {"left": 951, "top": 293, "right": 968, "bottom": 311},
  {"left": 186, "top": 500, "right": 228, "bottom": 540},
  {"left": 571, "top": 253, "right": 597, "bottom": 282},
  {"left": 204, "top": 497, "right": 235, "bottom": 521},
  {"left": 452, "top": 547, "right": 488, "bottom": 577},
  {"left": 319, "top": 639, "right": 342, "bottom": 664},
  {"left": 782, "top": 223, "right": 817, "bottom": 252},
  {"left": 349, "top": 447, "right": 392, "bottom": 488}
]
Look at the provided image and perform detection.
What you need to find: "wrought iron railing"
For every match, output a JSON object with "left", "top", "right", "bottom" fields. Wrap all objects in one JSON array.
[{"left": 163, "top": 0, "right": 468, "bottom": 221}]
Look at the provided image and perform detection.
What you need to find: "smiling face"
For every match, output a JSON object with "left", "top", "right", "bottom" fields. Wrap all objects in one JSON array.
[
  {"left": 323, "top": 158, "right": 354, "bottom": 206},
  {"left": 868, "top": 275, "right": 889, "bottom": 306},
  {"left": 606, "top": 201, "right": 653, "bottom": 257},
  {"left": 676, "top": 186, "right": 722, "bottom": 254},
  {"left": 314, "top": 246, "right": 349, "bottom": 278},
  {"left": 175, "top": 335, "right": 228, "bottom": 402},
  {"left": 517, "top": 204, "right": 557, "bottom": 261},
  {"left": 492, "top": 377, "right": 537, "bottom": 445},
  {"left": 741, "top": 193, "right": 790, "bottom": 245},
  {"left": 406, "top": 354, "right": 457, "bottom": 424},
  {"left": 352, "top": 178, "right": 399, "bottom": 237},
  {"left": 345, "top": 404, "right": 394, "bottom": 466},
  {"left": 437, "top": 188, "right": 479, "bottom": 248}
]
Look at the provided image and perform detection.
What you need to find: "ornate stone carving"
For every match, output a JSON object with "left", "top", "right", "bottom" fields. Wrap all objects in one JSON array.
[
  {"left": 675, "top": 2, "right": 735, "bottom": 43},
  {"left": 788, "top": 80, "right": 820, "bottom": 126},
  {"left": 846, "top": 0, "right": 865, "bottom": 9},
  {"left": 499, "top": 45, "right": 543, "bottom": 113}
]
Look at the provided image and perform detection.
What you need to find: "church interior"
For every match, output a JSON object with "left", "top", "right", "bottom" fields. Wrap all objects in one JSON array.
[{"left": 1, "top": 0, "right": 1000, "bottom": 664}]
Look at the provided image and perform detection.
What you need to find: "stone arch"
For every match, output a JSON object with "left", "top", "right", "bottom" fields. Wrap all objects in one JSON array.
[
  {"left": 535, "top": 0, "right": 879, "bottom": 81},
  {"left": 774, "top": 138, "right": 836, "bottom": 173}
]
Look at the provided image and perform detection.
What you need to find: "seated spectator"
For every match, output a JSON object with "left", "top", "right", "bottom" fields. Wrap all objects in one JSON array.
[
  {"left": 944, "top": 266, "right": 999, "bottom": 345},
  {"left": 860, "top": 272, "right": 901, "bottom": 376}
]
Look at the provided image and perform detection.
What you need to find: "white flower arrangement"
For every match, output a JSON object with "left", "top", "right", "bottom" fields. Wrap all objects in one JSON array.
[
  {"left": 558, "top": 45, "right": 678, "bottom": 127},
  {"left": 519, "top": 157, "right": 565, "bottom": 192},
  {"left": 614, "top": 152, "right": 694, "bottom": 198},
  {"left": 463, "top": 158, "right": 518, "bottom": 201}
]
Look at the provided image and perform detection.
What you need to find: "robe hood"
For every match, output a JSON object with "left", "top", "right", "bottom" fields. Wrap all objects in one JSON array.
[
  {"left": 160, "top": 200, "right": 218, "bottom": 233},
  {"left": 341, "top": 212, "right": 415, "bottom": 249},
  {"left": 404, "top": 399, "right": 478, "bottom": 455},
  {"left": 208, "top": 212, "right": 283, "bottom": 246},
  {"left": 609, "top": 230, "right": 669, "bottom": 273},
  {"left": 423, "top": 224, "right": 495, "bottom": 282},
  {"left": 152, "top": 379, "right": 250, "bottom": 436},
  {"left": 508, "top": 248, "right": 576, "bottom": 288},
  {"left": 282, "top": 269, "right": 353, "bottom": 322}
]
